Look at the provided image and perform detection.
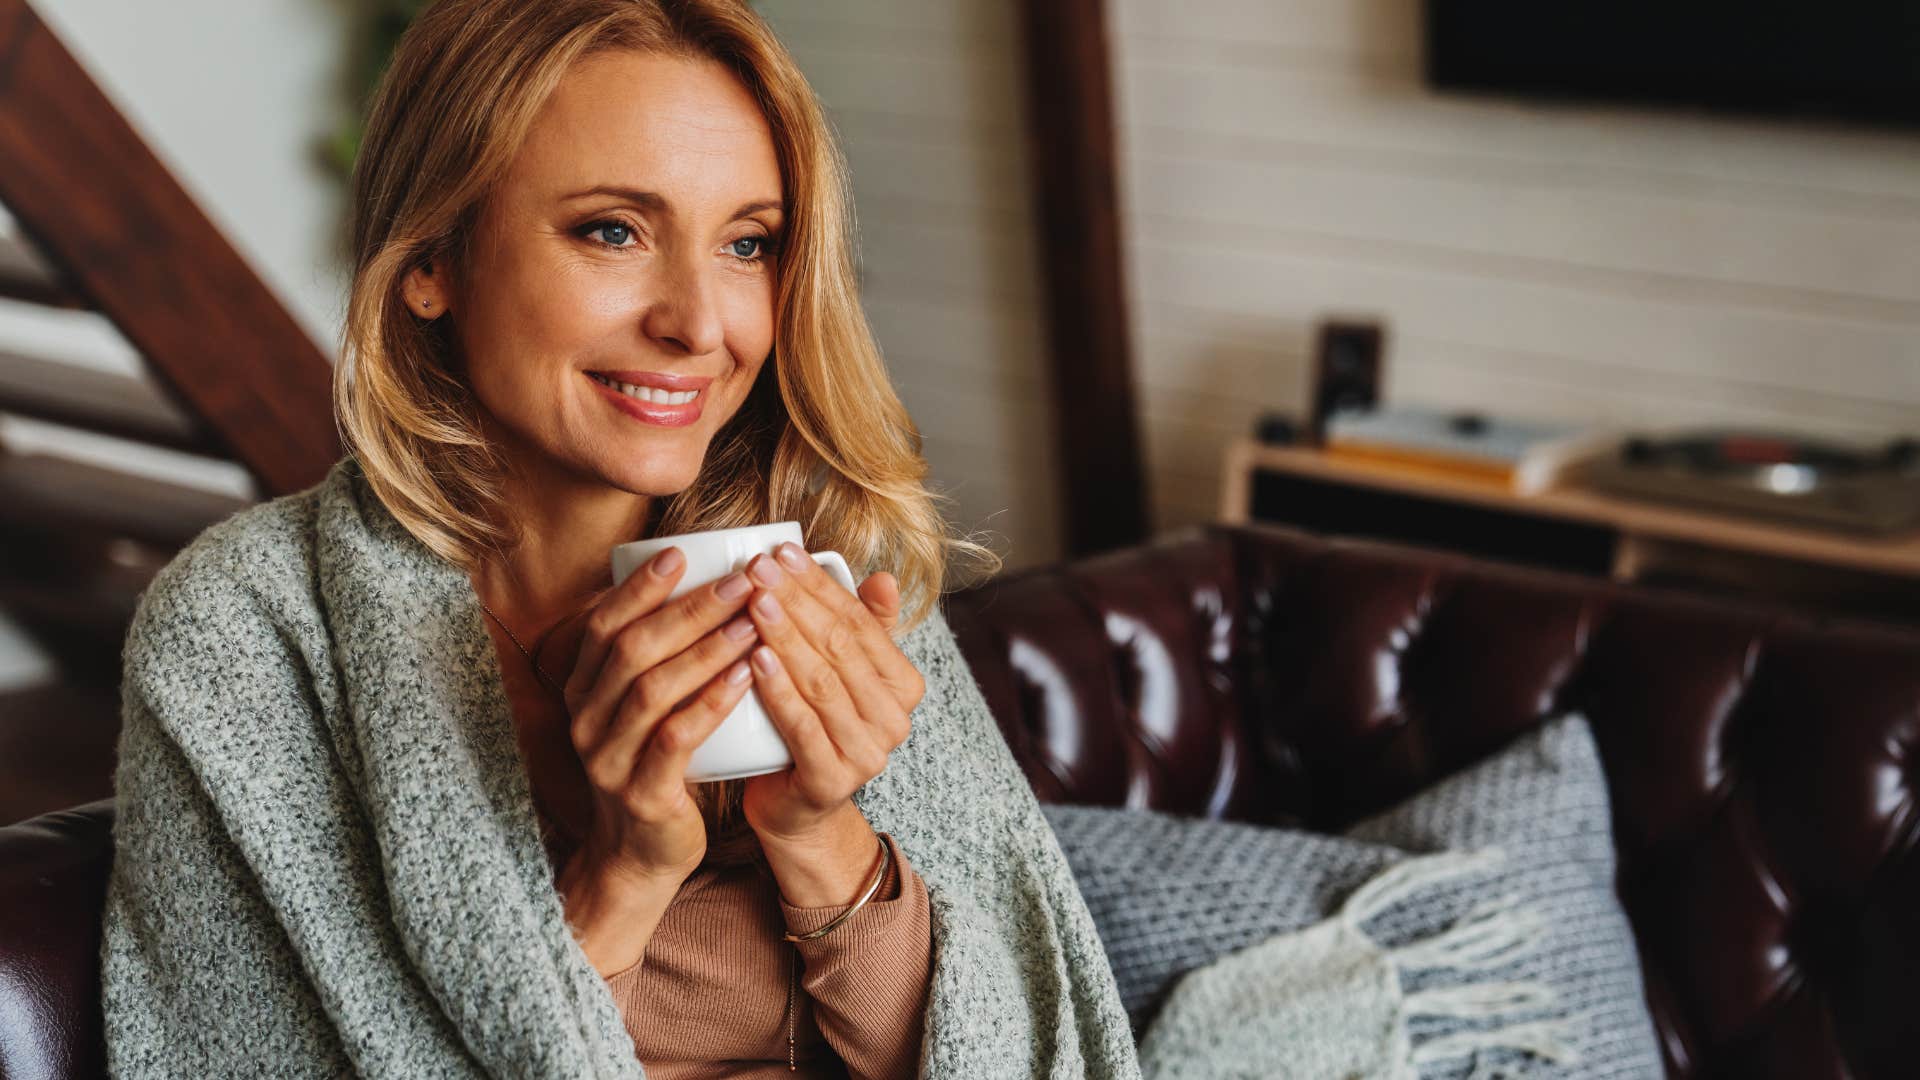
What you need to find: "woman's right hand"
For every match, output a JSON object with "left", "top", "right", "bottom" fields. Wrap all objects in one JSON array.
[{"left": 555, "top": 545, "right": 761, "bottom": 890}]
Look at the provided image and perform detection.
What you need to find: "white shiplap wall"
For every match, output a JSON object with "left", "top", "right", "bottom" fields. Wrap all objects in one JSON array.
[
  {"left": 754, "top": 0, "right": 1065, "bottom": 570},
  {"left": 760, "top": 0, "right": 1920, "bottom": 547},
  {"left": 1109, "top": 0, "right": 1920, "bottom": 530}
]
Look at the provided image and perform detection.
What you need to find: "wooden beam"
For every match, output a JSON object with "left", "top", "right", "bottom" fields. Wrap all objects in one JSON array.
[
  {"left": 1017, "top": 0, "right": 1149, "bottom": 557},
  {"left": 0, "top": 0, "right": 339, "bottom": 495}
]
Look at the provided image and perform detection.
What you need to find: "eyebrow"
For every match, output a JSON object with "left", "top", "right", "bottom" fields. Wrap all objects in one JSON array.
[{"left": 561, "top": 185, "right": 784, "bottom": 220}]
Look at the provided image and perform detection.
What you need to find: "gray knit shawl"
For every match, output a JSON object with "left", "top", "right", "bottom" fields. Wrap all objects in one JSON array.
[{"left": 101, "top": 457, "right": 1140, "bottom": 1079}]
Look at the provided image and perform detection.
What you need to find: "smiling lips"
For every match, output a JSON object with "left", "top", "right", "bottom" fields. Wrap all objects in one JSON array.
[{"left": 586, "top": 370, "right": 711, "bottom": 428}]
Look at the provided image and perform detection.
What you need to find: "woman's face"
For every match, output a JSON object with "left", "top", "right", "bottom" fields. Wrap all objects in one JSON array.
[{"left": 420, "top": 50, "right": 784, "bottom": 496}]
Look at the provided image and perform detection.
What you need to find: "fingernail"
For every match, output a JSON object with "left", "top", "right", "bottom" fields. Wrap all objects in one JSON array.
[
  {"left": 716, "top": 572, "right": 751, "bottom": 600},
  {"left": 750, "top": 554, "right": 785, "bottom": 587},
  {"left": 753, "top": 645, "right": 780, "bottom": 673},
  {"left": 727, "top": 659, "right": 752, "bottom": 684},
  {"left": 776, "top": 542, "right": 810, "bottom": 571},
  {"left": 650, "top": 547, "right": 684, "bottom": 578},
  {"left": 723, "top": 615, "right": 755, "bottom": 641},
  {"left": 753, "top": 591, "right": 783, "bottom": 622}
]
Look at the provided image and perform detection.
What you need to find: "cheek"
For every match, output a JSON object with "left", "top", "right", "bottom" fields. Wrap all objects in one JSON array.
[
  {"left": 464, "top": 263, "right": 637, "bottom": 381},
  {"left": 512, "top": 266, "right": 635, "bottom": 351},
  {"left": 720, "top": 280, "right": 777, "bottom": 373}
]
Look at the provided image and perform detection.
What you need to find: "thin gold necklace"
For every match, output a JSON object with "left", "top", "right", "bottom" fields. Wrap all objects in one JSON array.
[
  {"left": 476, "top": 595, "right": 574, "bottom": 863},
  {"left": 477, "top": 596, "right": 567, "bottom": 699}
]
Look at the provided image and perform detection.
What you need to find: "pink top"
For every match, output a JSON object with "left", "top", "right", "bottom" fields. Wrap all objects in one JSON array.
[{"left": 601, "top": 833, "right": 933, "bottom": 1079}]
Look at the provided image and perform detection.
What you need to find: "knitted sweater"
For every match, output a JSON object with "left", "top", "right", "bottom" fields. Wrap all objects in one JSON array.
[{"left": 100, "top": 456, "right": 1141, "bottom": 1079}]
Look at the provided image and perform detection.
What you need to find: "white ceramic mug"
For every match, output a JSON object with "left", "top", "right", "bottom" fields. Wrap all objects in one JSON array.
[{"left": 609, "top": 522, "right": 857, "bottom": 782}]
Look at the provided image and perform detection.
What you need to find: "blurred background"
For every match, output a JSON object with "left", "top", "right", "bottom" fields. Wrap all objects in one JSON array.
[{"left": 2, "top": 0, "right": 1916, "bottom": 821}]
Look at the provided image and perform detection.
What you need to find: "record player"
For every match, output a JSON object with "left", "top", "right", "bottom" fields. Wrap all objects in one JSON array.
[{"left": 1578, "top": 430, "right": 1920, "bottom": 536}]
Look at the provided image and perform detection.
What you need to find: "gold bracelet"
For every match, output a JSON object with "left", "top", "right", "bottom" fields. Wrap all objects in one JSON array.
[{"left": 782, "top": 833, "right": 891, "bottom": 943}]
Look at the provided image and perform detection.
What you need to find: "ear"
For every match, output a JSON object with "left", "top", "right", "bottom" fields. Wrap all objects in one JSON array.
[{"left": 401, "top": 256, "right": 453, "bottom": 320}]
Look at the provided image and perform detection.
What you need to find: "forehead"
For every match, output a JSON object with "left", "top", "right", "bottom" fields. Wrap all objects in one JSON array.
[{"left": 505, "top": 49, "right": 781, "bottom": 210}]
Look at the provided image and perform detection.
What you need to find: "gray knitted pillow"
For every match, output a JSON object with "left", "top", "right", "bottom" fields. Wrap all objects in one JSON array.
[{"left": 1043, "top": 713, "right": 1665, "bottom": 1078}]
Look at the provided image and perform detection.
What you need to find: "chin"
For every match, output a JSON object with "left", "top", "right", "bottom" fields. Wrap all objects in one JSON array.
[{"left": 598, "top": 451, "right": 705, "bottom": 497}]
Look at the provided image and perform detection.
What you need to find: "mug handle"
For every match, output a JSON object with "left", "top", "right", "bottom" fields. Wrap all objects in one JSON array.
[{"left": 811, "top": 550, "right": 858, "bottom": 595}]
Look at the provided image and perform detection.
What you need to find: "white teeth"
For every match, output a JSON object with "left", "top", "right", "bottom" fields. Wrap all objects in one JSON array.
[{"left": 591, "top": 373, "right": 700, "bottom": 406}]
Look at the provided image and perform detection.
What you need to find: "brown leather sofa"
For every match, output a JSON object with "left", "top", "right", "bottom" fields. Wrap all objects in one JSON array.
[{"left": 4, "top": 522, "right": 1917, "bottom": 1078}]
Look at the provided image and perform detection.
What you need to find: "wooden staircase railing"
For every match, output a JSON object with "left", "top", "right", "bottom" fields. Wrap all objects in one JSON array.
[
  {"left": 0, "top": 0, "right": 343, "bottom": 820},
  {"left": 0, "top": 0, "right": 339, "bottom": 493}
]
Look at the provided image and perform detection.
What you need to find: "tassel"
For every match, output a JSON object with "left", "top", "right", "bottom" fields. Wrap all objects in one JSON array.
[
  {"left": 1411, "top": 1018, "right": 1582, "bottom": 1067},
  {"left": 1329, "top": 848, "right": 1583, "bottom": 1073},
  {"left": 1333, "top": 848, "right": 1583, "bottom": 1074},
  {"left": 1339, "top": 849, "right": 1507, "bottom": 927},
  {"left": 1391, "top": 897, "right": 1543, "bottom": 973},
  {"left": 1406, "top": 980, "right": 1559, "bottom": 1018}
]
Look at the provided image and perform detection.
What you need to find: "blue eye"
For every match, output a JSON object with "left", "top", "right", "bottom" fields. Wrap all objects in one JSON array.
[
  {"left": 728, "top": 236, "right": 765, "bottom": 260},
  {"left": 584, "top": 220, "right": 635, "bottom": 247}
]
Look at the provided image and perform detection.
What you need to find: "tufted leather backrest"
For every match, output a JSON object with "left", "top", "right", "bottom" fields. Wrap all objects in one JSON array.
[
  {"left": 947, "top": 523, "right": 1920, "bottom": 1080},
  {"left": 3, "top": 523, "right": 1914, "bottom": 1079}
]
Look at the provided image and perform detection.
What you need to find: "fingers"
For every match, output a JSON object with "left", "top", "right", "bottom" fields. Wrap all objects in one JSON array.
[
  {"left": 858, "top": 571, "right": 903, "bottom": 635},
  {"left": 748, "top": 559, "right": 908, "bottom": 754},
  {"left": 762, "top": 546, "right": 923, "bottom": 711},
  {"left": 585, "top": 612, "right": 759, "bottom": 772},
  {"left": 744, "top": 558, "right": 894, "bottom": 771},
  {"left": 854, "top": 572, "right": 922, "bottom": 705},
  {"left": 626, "top": 658, "right": 754, "bottom": 806},
  {"left": 742, "top": 645, "right": 842, "bottom": 790},
  {"left": 570, "top": 565, "right": 756, "bottom": 747},
  {"left": 567, "top": 546, "right": 688, "bottom": 700}
]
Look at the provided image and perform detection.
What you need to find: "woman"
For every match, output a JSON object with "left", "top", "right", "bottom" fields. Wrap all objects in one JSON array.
[{"left": 99, "top": 1, "right": 1139, "bottom": 1077}]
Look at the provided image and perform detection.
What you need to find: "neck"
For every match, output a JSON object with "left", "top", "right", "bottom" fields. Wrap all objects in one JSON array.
[{"left": 469, "top": 448, "right": 655, "bottom": 643}]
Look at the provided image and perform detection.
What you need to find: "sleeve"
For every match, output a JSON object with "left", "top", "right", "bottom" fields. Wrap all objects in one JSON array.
[
  {"left": 100, "top": 551, "right": 475, "bottom": 1078},
  {"left": 777, "top": 832, "right": 933, "bottom": 1080}
]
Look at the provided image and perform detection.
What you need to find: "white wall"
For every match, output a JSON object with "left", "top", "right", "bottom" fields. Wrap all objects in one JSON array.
[
  {"left": 30, "top": 0, "right": 352, "bottom": 347},
  {"left": 750, "top": 0, "right": 1920, "bottom": 547},
  {"left": 753, "top": 0, "right": 1066, "bottom": 572},
  {"left": 1108, "top": 0, "right": 1920, "bottom": 530}
]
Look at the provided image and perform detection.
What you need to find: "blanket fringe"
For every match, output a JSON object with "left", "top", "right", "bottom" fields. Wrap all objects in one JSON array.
[
  {"left": 1391, "top": 896, "right": 1541, "bottom": 973},
  {"left": 1339, "top": 850, "right": 1582, "bottom": 1073},
  {"left": 1406, "top": 980, "right": 1558, "bottom": 1017},
  {"left": 1340, "top": 849, "right": 1506, "bottom": 928},
  {"left": 1412, "top": 1018, "right": 1582, "bottom": 1067}
]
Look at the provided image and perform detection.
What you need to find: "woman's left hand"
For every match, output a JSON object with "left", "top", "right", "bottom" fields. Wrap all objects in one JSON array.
[{"left": 738, "top": 543, "right": 926, "bottom": 845}]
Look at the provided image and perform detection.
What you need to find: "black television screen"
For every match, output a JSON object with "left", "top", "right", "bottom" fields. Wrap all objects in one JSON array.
[{"left": 1425, "top": 2, "right": 1920, "bottom": 129}]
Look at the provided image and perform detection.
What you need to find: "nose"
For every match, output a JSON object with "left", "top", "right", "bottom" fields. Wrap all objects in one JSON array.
[{"left": 641, "top": 254, "right": 725, "bottom": 358}]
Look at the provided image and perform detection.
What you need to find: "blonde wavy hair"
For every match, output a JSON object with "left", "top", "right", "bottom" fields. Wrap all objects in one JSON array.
[{"left": 335, "top": 0, "right": 998, "bottom": 634}]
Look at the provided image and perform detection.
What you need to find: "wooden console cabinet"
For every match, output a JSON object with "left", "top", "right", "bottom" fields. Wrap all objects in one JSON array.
[{"left": 1220, "top": 439, "right": 1920, "bottom": 627}]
